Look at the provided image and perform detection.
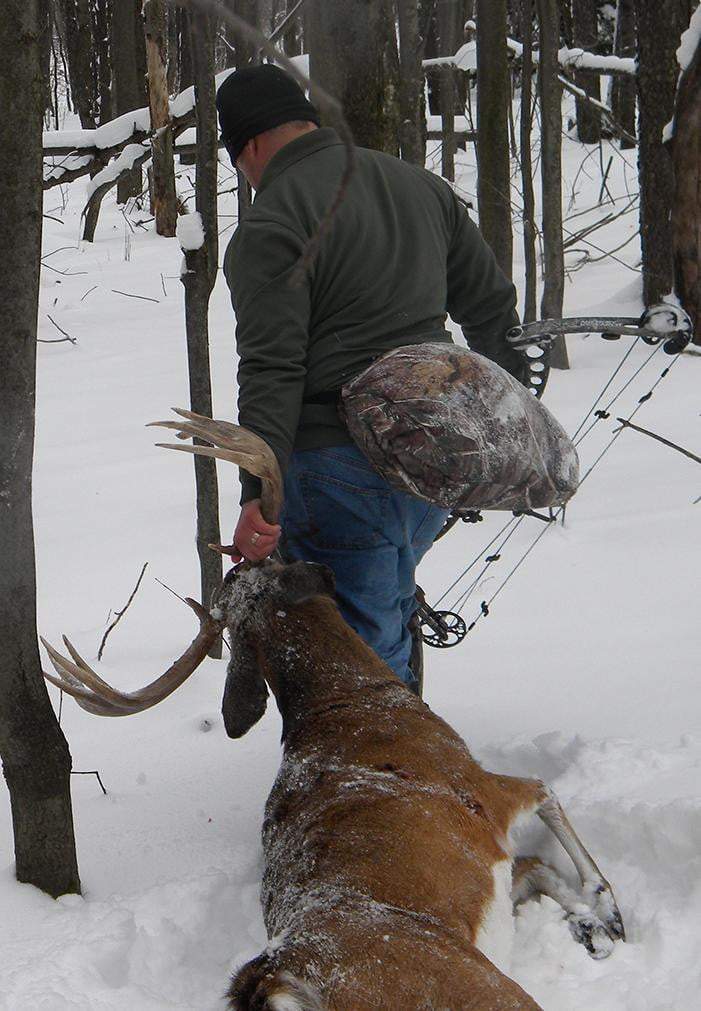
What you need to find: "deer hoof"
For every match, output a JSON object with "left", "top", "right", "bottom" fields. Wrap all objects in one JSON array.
[
  {"left": 567, "top": 912, "right": 615, "bottom": 959},
  {"left": 587, "top": 882, "right": 626, "bottom": 942}
]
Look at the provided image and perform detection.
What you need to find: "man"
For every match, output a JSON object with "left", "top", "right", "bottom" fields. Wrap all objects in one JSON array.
[{"left": 216, "top": 65, "right": 527, "bottom": 694}]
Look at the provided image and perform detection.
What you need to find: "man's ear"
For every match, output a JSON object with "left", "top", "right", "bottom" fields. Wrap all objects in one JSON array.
[
  {"left": 278, "top": 562, "right": 336, "bottom": 605},
  {"left": 221, "top": 627, "right": 268, "bottom": 739}
]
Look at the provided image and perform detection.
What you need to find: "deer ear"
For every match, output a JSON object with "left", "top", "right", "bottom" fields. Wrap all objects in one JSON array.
[{"left": 221, "top": 629, "right": 268, "bottom": 739}]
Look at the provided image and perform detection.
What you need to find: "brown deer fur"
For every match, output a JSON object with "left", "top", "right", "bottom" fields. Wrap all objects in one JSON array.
[
  {"left": 220, "top": 561, "right": 622, "bottom": 1010},
  {"left": 41, "top": 417, "right": 623, "bottom": 1008}
]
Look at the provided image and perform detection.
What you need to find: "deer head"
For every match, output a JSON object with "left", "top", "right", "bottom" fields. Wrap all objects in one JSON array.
[{"left": 41, "top": 408, "right": 333, "bottom": 733}]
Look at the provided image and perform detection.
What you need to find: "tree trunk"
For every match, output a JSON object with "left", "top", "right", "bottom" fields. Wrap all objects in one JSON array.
[
  {"left": 178, "top": 4, "right": 193, "bottom": 91},
  {"left": 572, "top": 0, "right": 601, "bottom": 143},
  {"left": 95, "top": 1, "right": 112, "bottom": 121},
  {"left": 113, "top": 0, "right": 145, "bottom": 202},
  {"left": 519, "top": 0, "right": 537, "bottom": 322},
  {"left": 85, "top": 0, "right": 113, "bottom": 242},
  {"left": 143, "top": 0, "right": 177, "bottom": 237},
  {"left": 62, "top": 0, "right": 112, "bottom": 241},
  {"left": 39, "top": 0, "right": 53, "bottom": 117},
  {"left": 257, "top": 0, "right": 275, "bottom": 35},
  {"left": 181, "top": 6, "right": 222, "bottom": 654},
  {"left": 610, "top": 0, "right": 636, "bottom": 148},
  {"left": 225, "top": 0, "right": 257, "bottom": 69},
  {"left": 635, "top": 0, "right": 691, "bottom": 306},
  {"left": 434, "top": 0, "right": 463, "bottom": 180},
  {"left": 279, "top": 0, "right": 303, "bottom": 56},
  {"left": 397, "top": 0, "right": 428, "bottom": 165},
  {"left": 559, "top": 0, "right": 574, "bottom": 46},
  {"left": 227, "top": 2, "right": 258, "bottom": 226},
  {"left": 476, "top": 0, "right": 513, "bottom": 279},
  {"left": 0, "top": 0, "right": 81, "bottom": 900},
  {"left": 308, "top": 0, "right": 400, "bottom": 155},
  {"left": 671, "top": 32, "right": 701, "bottom": 342},
  {"left": 62, "top": 0, "right": 97, "bottom": 129},
  {"left": 536, "top": 0, "right": 568, "bottom": 367},
  {"left": 167, "top": 1, "right": 179, "bottom": 92}
]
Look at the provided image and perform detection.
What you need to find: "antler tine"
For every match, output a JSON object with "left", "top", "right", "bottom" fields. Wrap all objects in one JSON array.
[
  {"left": 40, "top": 599, "right": 225, "bottom": 718},
  {"left": 42, "top": 650, "right": 133, "bottom": 717},
  {"left": 43, "top": 667, "right": 132, "bottom": 717},
  {"left": 149, "top": 409, "right": 283, "bottom": 524},
  {"left": 40, "top": 637, "right": 131, "bottom": 707}
]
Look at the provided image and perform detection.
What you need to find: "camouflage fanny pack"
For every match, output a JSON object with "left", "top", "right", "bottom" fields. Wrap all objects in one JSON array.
[{"left": 339, "top": 343, "right": 579, "bottom": 512}]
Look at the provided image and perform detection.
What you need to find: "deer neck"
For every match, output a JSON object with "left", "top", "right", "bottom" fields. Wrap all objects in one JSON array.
[{"left": 256, "top": 596, "right": 400, "bottom": 737}]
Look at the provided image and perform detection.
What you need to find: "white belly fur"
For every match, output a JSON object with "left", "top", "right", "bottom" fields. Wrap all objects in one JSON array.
[{"left": 473, "top": 859, "right": 515, "bottom": 974}]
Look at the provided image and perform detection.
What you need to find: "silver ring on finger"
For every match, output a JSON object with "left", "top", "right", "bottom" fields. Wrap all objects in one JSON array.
[{"left": 250, "top": 531, "right": 261, "bottom": 545}]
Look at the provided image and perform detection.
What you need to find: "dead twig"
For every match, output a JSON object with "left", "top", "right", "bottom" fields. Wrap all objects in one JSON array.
[
  {"left": 598, "top": 152, "right": 614, "bottom": 206},
  {"left": 615, "top": 418, "right": 701, "bottom": 465},
  {"left": 98, "top": 562, "right": 149, "bottom": 661},
  {"left": 81, "top": 285, "right": 98, "bottom": 301},
  {"left": 111, "top": 289, "right": 160, "bottom": 303},
  {"left": 43, "top": 315, "right": 78, "bottom": 344},
  {"left": 563, "top": 195, "right": 637, "bottom": 249},
  {"left": 71, "top": 770, "right": 108, "bottom": 795},
  {"left": 579, "top": 232, "right": 638, "bottom": 265},
  {"left": 42, "top": 262, "right": 88, "bottom": 276},
  {"left": 42, "top": 245, "right": 77, "bottom": 260}
]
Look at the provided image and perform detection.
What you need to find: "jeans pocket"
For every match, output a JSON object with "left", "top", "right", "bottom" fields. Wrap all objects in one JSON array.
[
  {"left": 411, "top": 503, "right": 450, "bottom": 555},
  {"left": 300, "top": 471, "right": 390, "bottom": 549}
]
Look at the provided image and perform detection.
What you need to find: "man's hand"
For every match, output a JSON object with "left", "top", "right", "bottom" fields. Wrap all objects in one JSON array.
[{"left": 225, "top": 499, "right": 281, "bottom": 563}]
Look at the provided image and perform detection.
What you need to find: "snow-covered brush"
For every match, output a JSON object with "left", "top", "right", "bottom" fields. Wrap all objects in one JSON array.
[{"left": 42, "top": 410, "right": 625, "bottom": 1010}]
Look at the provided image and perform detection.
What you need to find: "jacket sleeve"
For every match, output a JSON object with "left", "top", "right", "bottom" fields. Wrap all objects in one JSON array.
[
  {"left": 445, "top": 200, "right": 526, "bottom": 381},
  {"left": 225, "top": 217, "right": 311, "bottom": 505}
]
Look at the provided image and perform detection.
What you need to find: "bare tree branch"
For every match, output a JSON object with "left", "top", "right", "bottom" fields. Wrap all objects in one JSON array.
[
  {"left": 615, "top": 419, "right": 701, "bottom": 465},
  {"left": 39, "top": 313, "right": 77, "bottom": 345},
  {"left": 97, "top": 563, "right": 149, "bottom": 661}
]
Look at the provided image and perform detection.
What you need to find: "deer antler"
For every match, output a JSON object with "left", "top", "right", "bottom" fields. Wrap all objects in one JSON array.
[
  {"left": 42, "top": 409, "right": 282, "bottom": 717},
  {"left": 147, "top": 408, "right": 284, "bottom": 524},
  {"left": 41, "top": 598, "right": 224, "bottom": 717}
]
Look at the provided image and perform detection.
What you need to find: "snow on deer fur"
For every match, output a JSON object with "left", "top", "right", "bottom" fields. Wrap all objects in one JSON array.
[{"left": 42, "top": 418, "right": 624, "bottom": 1010}]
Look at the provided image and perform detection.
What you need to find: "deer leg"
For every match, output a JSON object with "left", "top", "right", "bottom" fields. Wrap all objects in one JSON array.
[
  {"left": 535, "top": 786, "right": 625, "bottom": 943},
  {"left": 512, "top": 857, "right": 615, "bottom": 960}
]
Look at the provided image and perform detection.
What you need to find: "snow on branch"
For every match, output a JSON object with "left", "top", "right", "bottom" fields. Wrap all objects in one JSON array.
[
  {"left": 85, "top": 143, "right": 151, "bottom": 200},
  {"left": 41, "top": 52, "right": 311, "bottom": 194},
  {"left": 41, "top": 68, "right": 240, "bottom": 191},
  {"left": 423, "top": 19, "right": 635, "bottom": 145},
  {"left": 557, "top": 47, "right": 636, "bottom": 77},
  {"left": 176, "top": 211, "right": 206, "bottom": 252},
  {"left": 425, "top": 21, "right": 636, "bottom": 77}
]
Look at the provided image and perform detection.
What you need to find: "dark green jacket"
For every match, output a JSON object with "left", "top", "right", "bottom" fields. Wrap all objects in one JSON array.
[{"left": 223, "top": 128, "right": 522, "bottom": 503}]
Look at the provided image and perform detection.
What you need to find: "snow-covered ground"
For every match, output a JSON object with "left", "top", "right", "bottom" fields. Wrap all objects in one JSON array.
[{"left": 1, "top": 116, "right": 700, "bottom": 1010}]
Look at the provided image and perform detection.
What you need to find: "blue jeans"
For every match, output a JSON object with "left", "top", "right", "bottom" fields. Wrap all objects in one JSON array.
[{"left": 280, "top": 445, "right": 449, "bottom": 690}]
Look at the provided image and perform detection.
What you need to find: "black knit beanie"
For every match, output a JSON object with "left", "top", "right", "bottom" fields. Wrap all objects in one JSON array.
[{"left": 216, "top": 65, "right": 321, "bottom": 164}]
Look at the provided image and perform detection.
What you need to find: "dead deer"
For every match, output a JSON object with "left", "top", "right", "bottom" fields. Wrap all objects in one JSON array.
[{"left": 43, "top": 409, "right": 625, "bottom": 1011}]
